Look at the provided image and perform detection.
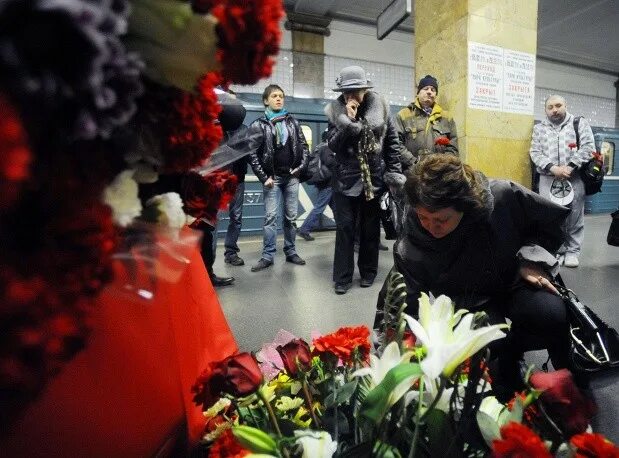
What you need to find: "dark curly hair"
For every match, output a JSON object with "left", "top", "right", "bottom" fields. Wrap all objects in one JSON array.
[{"left": 404, "top": 154, "right": 489, "bottom": 217}]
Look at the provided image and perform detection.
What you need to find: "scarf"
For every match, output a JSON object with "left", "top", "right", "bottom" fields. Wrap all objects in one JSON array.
[
  {"left": 414, "top": 98, "right": 443, "bottom": 133},
  {"left": 357, "top": 120, "right": 380, "bottom": 201},
  {"left": 265, "top": 107, "right": 289, "bottom": 146}
]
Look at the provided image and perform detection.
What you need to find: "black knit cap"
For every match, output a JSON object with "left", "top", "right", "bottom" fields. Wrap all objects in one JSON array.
[{"left": 417, "top": 75, "right": 438, "bottom": 93}]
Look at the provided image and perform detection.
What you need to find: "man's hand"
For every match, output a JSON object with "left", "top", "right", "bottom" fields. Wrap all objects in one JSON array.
[
  {"left": 519, "top": 263, "right": 559, "bottom": 296},
  {"left": 290, "top": 167, "right": 300, "bottom": 177},
  {"left": 264, "top": 177, "right": 274, "bottom": 188},
  {"left": 346, "top": 100, "right": 359, "bottom": 119},
  {"left": 550, "top": 165, "right": 573, "bottom": 180}
]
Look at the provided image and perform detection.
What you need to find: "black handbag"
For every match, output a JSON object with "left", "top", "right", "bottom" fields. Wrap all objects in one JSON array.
[
  {"left": 608, "top": 209, "right": 619, "bottom": 246},
  {"left": 554, "top": 276, "right": 619, "bottom": 372}
]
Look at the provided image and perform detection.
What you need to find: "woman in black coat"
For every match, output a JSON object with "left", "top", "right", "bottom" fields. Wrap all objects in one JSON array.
[{"left": 375, "top": 154, "right": 572, "bottom": 395}]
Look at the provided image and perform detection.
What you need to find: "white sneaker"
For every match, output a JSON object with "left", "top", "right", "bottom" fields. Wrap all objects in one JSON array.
[{"left": 564, "top": 254, "right": 579, "bottom": 268}]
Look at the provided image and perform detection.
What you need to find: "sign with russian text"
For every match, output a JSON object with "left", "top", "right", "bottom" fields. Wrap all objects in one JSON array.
[{"left": 467, "top": 42, "right": 535, "bottom": 114}]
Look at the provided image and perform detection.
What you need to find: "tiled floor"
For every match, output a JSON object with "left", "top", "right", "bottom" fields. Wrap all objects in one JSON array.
[{"left": 213, "top": 214, "right": 619, "bottom": 443}]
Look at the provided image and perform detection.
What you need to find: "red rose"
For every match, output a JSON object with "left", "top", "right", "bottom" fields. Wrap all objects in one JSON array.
[
  {"left": 529, "top": 369, "right": 597, "bottom": 437},
  {"left": 568, "top": 142, "right": 578, "bottom": 149},
  {"left": 312, "top": 325, "right": 371, "bottom": 364},
  {"left": 193, "top": 352, "right": 263, "bottom": 409},
  {"left": 434, "top": 136, "right": 451, "bottom": 146},
  {"left": 276, "top": 338, "right": 312, "bottom": 377},
  {"left": 492, "top": 421, "right": 551, "bottom": 458},
  {"left": 209, "top": 428, "right": 250, "bottom": 458},
  {"left": 571, "top": 432, "right": 619, "bottom": 458}
]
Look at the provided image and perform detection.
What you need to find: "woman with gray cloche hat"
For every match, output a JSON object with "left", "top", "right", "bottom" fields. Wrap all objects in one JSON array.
[{"left": 325, "top": 65, "right": 405, "bottom": 295}]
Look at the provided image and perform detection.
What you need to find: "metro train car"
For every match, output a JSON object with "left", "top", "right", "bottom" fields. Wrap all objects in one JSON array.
[{"left": 216, "top": 94, "right": 618, "bottom": 237}]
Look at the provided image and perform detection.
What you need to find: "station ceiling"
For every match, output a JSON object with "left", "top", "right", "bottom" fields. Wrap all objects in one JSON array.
[{"left": 284, "top": 0, "right": 619, "bottom": 75}]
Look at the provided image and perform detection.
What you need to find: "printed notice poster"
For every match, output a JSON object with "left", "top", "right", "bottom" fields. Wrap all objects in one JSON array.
[
  {"left": 468, "top": 42, "right": 503, "bottom": 110},
  {"left": 503, "top": 49, "right": 535, "bottom": 114},
  {"left": 467, "top": 41, "right": 535, "bottom": 115}
]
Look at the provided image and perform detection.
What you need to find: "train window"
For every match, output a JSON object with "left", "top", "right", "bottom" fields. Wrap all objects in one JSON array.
[
  {"left": 600, "top": 141, "right": 614, "bottom": 175},
  {"left": 300, "top": 125, "right": 313, "bottom": 152}
]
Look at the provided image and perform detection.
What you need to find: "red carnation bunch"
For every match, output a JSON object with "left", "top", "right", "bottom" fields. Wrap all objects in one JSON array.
[
  {"left": 312, "top": 325, "right": 371, "bottom": 365},
  {"left": 209, "top": 0, "right": 284, "bottom": 85},
  {"left": 166, "top": 73, "right": 223, "bottom": 173},
  {"left": 182, "top": 170, "right": 238, "bottom": 224},
  {"left": 208, "top": 429, "right": 251, "bottom": 458},
  {"left": 492, "top": 422, "right": 551, "bottom": 458},
  {"left": 0, "top": 93, "right": 32, "bottom": 210},
  {"left": 571, "top": 432, "right": 619, "bottom": 458}
]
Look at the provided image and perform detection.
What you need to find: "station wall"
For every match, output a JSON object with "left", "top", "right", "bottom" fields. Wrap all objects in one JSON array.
[{"left": 231, "top": 20, "right": 616, "bottom": 127}]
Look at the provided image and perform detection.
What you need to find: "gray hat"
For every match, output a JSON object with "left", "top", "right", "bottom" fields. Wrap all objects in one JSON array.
[{"left": 333, "top": 65, "right": 373, "bottom": 92}]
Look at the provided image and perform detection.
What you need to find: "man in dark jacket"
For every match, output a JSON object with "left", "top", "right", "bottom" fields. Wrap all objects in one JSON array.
[
  {"left": 326, "top": 65, "right": 404, "bottom": 294},
  {"left": 247, "top": 84, "right": 310, "bottom": 272},
  {"left": 395, "top": 75, "right": 458, "bottom": 170}
]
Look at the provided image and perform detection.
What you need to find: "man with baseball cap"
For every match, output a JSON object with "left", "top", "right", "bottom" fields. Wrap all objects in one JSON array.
[{"left": 394, "top": 74, "right": 459, "bottom": 170}]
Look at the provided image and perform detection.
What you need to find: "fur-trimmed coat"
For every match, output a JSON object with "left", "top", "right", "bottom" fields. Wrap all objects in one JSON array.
[{"left": 325, "top": 91, "right": 404, "bottom": 196}]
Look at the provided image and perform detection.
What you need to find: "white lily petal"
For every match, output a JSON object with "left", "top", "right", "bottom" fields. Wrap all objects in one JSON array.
[
  {"left": 352, "top": 367, "right": 373, "bottom": 378},
  {"left": 403, "top": 314, "right": 430, "bottom": 346}
]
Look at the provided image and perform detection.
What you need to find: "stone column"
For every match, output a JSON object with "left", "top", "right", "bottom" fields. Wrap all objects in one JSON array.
[
  {"left": 415, "top": 0, "right": 538, "bottom": 186},
  {"left": 615, "top": 78, "right": 619, "bottom": 128},
  {"left": 291, "top": 31, "right": 324, "bottom": 99}
]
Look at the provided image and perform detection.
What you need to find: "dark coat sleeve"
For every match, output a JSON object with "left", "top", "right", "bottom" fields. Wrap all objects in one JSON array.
[
  {"left": 246, "top": 121, "right": 268, "bottom": 183},
  {"left": 393, "top": 243, "right": 425, "bottom": 317},
  {"left": 444, "top": 117, "right": 459, "bottom": 156},
  {"left": 382, "top": 116, "right": 403, "bottom": 175},
  {"left": 502, "top": 181, "right": 569, "bottom": 254},
  {"left": 393, "top": 113, "right": 417, "bottom": 170}
]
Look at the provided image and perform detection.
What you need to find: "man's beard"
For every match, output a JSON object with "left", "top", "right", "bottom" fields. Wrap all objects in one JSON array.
[{"left": 549, "top": 113, "right": 566, "bottom": 124}]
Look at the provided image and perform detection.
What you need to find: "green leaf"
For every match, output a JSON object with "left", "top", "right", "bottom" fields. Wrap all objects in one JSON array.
[
  {"left": 232, "top": 425, "right": 278, "bottom": 455},
  {"left": 324, "top": 379, "right": 359, "bottom": 407},
  {"left": 358, "top": 363, "right": 422, "bottom": 425},
  {"left": 476, "top": 410, "right": 501, "bottom": 447},
  {"left": 373, "top": 440, "right": 403, "bottom": 458},
  {"left": 424, "top": 409, "right": 457, "bottom": 457}
]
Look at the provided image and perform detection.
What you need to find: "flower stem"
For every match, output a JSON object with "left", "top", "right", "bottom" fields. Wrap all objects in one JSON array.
[
  {"left": 408, "top": 377, "right": 425, "bottom": 458},
  {"left": 258, "top": 390, "right": 289, "bottom": 458},
  {"left": 258, "top": 390, "right": 282, "bottom": 437},
  {"left": 302, "top": 378, "right": 321, "bottom": 428}
]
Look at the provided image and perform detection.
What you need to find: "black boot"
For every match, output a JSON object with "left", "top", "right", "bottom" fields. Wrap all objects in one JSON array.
[{"left": 210, "top": 273, "right": 235, "bottom": 287}]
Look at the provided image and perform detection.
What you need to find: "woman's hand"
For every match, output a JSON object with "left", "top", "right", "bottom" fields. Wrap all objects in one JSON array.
[
  {"left": 519, "top": 263, "right": 559, "bottom": 295},
  {"left": 346, "top": 100, "right": 359, "bottom": 119}
]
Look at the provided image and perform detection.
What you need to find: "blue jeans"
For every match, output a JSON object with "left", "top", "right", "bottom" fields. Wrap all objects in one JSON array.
[
  {"left": 299, "top": 186, "right": 333, "bottom": 234},
  {"left": 262, "top": 175, "right": 299, "bottom": 261},
  {"left": 224, "top": 181, "right": 245, "bottom": 259}
]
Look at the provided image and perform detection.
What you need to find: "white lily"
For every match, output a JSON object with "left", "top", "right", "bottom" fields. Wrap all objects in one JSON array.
[
  {"left": 294, "top": 430, "right": 338, "bottom": 458},
  {"left": 404, "top": 293, "right": 508, "bottom": 379},
  {"left": 353, "top": 341, "right": 418, "bottom": 410}
]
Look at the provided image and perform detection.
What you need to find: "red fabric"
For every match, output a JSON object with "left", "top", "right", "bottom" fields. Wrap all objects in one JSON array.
[{"left": 0, "top": 229, "right": 237, "bottom": 456}]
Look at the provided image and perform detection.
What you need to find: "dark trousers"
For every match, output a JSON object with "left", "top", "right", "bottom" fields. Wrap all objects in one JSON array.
[
  {"left": 333, "top": 192, "right": 380, "bottom": 284},
  {"left": 485, "top": 284, "right": 570, "bottom": 370},
  {"left": 197, "top": 222, "right": 215, "bottom": 277}
]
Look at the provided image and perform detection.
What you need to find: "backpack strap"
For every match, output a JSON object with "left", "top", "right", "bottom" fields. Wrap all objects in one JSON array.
[{"left": 573, "top": 116, "right": 582, "bottom": 149}]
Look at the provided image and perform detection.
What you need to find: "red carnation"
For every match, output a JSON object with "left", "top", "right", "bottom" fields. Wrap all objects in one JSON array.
[
  {"left": 568, "top": 142, "right": 578, "bottom": 149},
  {"left": 277, "top": 338, "right": 312, "bottom": 377},
  {"left": 0, "top": 93, "right": 32, "bottom": 209},
  {"left": 434, "top": 136, "right": 451, "bottom": 146},
  {"left": 210, "top": 0, "right": 284, "bottom": 85},
  {"left": 193, "top": 352, "right": 263, "bottom": 410},
  {"left": 385, "top": 328, "right": 417, "bottom": 350},
  {"left": 208, "top": 429, "right": 250, "bottom": 458},
  {"left": 313, "top": 325, "right": 371, "bottom": 365},
  {"left": 492, "top": 421, "right": 551, "bottom": 458},
  {"left": 182, "top": 170, "right": 238, "bottom": 224},
  {"left": 166, "top": 73, "right": 223, "bottom": 172},
  {"left": 529, "top": 369, "right": 597, "bottom": 437},
  {"left": 571, "top": 432, "right": 619, "bottom": 458}
]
